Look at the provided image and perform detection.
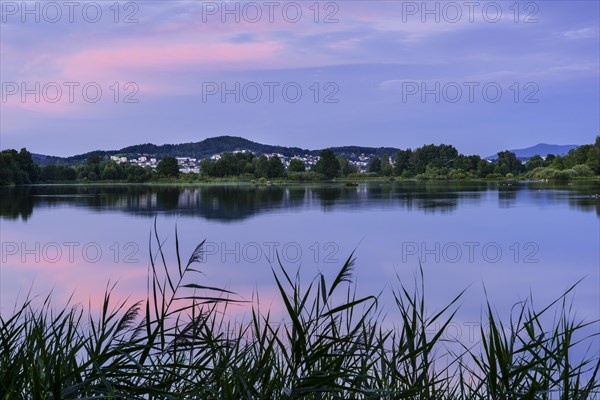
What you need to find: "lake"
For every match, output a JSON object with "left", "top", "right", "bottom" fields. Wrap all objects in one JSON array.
[{"left": 1, "top": 181, "right": 599, "bottom": 352}]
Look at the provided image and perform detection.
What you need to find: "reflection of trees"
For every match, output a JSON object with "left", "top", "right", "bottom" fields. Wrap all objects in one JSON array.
[
  {"left": 156, "top": 187, "right": 181, "bottom": 211},
  {"left": 0, "top": 187, "right": 34, "bottom": 221},
  {"left": 377, "top": 182, "right": 468, "bottom": 214},
  {"left": 526, "top": 181, "right": 600, "bottom": 216},
  {"left": 0, "top": 181, "right": 598, "bottom": 222},
  {"left": 568, "top": 197, "right": 600, "bottom": 217},
  {"left": 498, "top": 185, "right": 518, "bottom": 208},
  {"left": 194, "top": 186, "right": 285, "bottom": 221},
  {"left": 314, "top": 187, "right": 344, "bottom": 208},
  {"left": 287, "top": 187, "right": 307, "bottom": 204}
]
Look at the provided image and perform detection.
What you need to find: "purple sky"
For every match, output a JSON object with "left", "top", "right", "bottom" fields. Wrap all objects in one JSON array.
[{"left": 1, "top": 0, "right": 598, "bottom": 157}]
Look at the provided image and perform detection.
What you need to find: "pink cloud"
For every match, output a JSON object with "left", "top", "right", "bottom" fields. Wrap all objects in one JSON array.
[{"left": 61, "top": 41, "right": 284, "bottom": 77}]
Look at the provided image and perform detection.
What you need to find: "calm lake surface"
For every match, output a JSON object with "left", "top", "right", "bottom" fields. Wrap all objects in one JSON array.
[{"left": 1, "top": 181, "right": 599, "bottom": 349}]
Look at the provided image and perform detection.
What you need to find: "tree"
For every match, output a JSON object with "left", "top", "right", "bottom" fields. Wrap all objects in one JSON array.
[
  {"left": 453, "top": 154, "right": 481, "bottom": 173},
  {"left": 496, "top": 151, "right": 523, "bottom": 175},
  {"left": 550, "top": 155, "right": 565, "bottom": 170},
  {"left": 17, "top": 148, "right": 39, "bottom": 183},
  {"left": 316, "top": 150, "right": 340, "bottom": 178},
  {"left": 201, "top": 158, "right": 216, "bottom": 177},
  {"left": 367, "top": 157, "right": 382, "bottom": 174},
  {"left": 254, "top": 155, "right": 269, "bottom": 178},
  {"left": 413, "top": 144, "right": 458, "bottom": 173},
  {"left": 562, "top": 139, "right": 600, "bottom": 174},
  {"left": 380, "top": 155, "right": 393, "bottom": 176},
  {"left": 157, "top": 156, "right": 179, "bottom": 177},
  {"left": 337, "top": 157, "right": 357, "bottom": 177},
  {"left": 394, "top": 149, "right": 412, "bottom": 176},
  {"left": 525, "top": 155, "right": 545, "bottom": 171},
  {"left": 208, "top": 152, "right": 255, "bottom": 177},
  {"left": 58, "top": 166, "right": 77, "bottom": 181},
  {"left": 563, "top": 145, "right": 594, "bottom": 168},
  {"left": 101, "top": 163, "right": 119, "bottom": 180},
  {"left": 126, "top": 165, "right": 151, "bottom": 182},
  {"left": 267, "top": 156, "right": 285, "bottom": 178},
  {"left": 587, "top": 147, "right": 599, "bottom": 174},
  {"left": 82, "top": 154, "right": 103, "bottom": 178},
  {"left": 41, "top": 165, "right": 59, "bottom": 181},
  {"left": 0, "top": 148, "right": 42, "bottom": 185},
  {"left": 0, "top": 150, "right": 20, "bottom": 185},
  {"left": 214, "top": 153, "right": 235, "bottom": 177},
  {"left": 288, "top": 158, "right": 306, "bottom": 173},
  {"left": 476, "top": 159, "right": 494, "bottom": 177}
]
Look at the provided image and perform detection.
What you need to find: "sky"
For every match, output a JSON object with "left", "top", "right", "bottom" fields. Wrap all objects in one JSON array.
[{"left": 0, "top": 0, "right": 598, "bottom": 157}]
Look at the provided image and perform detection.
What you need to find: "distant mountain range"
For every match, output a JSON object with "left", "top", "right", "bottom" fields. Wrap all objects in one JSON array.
[
  {"left": 31, "top": 136, "right": 401, "bottom": 166},
  {"left": 485, "top": 143, "right": 579, "bottom": 160},
  {"left": 30, "top": 136, "right": 581, "bottom": 166}
]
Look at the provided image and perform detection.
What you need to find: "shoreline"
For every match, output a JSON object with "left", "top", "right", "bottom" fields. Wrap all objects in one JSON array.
[{"left": 2, "top": 176, "right": 600, "bottom": 188}]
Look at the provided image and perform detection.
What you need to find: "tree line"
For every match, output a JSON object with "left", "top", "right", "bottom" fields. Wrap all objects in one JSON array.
[
  {"left": 366, "top": 138, "right": 600, "bottom": 180},
  {"left": 1, "top": 137, "right": 599, "bottom": 185},
  {"left": 0, "top": 151, "right": 155, "bottom": 186}
]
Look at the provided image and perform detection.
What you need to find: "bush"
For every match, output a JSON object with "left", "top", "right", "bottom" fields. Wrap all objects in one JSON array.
[
  {"left": 572, "top": 164, "right": 593, "bottom": 177},
  {"left": 553, "top": 169, "right": 577, "bottom": 181},
  {"left": 361, "top": 172, "right": 380, "bottom": 178},
  {"left": 286, "top": 171, "right": 319, "bottom": 181},
  {"left": 449, "top": 169, "right": 467, "bottom": 179},
  {"left": 346, "top": 173, "right": 365, "bottom": 179}
]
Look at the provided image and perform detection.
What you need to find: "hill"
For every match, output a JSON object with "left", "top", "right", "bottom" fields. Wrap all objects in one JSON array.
[
  {"left": 486, "top": 143, "right": 579, "bottom": 160},
  {"left": 32, "top": 136, "right": 401, "bottom": 166}
]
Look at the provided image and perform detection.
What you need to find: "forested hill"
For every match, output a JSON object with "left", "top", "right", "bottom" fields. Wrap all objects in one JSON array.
[
  {"left": 486, "top": 143, "right": 579, "bottom": 160},
  {"left": 32, "top": 136, "right": 401, "bottom": 165}
]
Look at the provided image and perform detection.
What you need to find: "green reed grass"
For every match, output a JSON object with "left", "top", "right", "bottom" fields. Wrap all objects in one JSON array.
[{"left": 1, "top": 225, "right": 598, "bottom": 399}]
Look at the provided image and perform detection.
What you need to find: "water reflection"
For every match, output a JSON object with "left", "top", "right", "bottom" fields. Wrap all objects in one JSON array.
[
  {"left": 1, "top": 181, "right": 598, "bottom": 222},
  {"left": 1, "top": 180, "right": 598, "bottom": 364}
]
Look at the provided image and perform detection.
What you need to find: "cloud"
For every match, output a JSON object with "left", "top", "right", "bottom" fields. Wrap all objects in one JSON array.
[
  {"left": 563, "top": 27, "right": 597, "bottom": 39},
  {"left": 60, "top": 41, "right": 284, "bottom": 76}
]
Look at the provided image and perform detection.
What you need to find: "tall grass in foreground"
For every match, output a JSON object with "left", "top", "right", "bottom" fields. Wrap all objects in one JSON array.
[{"left": 1, "top": 227, "right": 598, "bottom": 399}]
